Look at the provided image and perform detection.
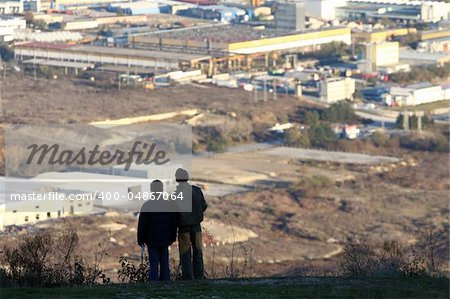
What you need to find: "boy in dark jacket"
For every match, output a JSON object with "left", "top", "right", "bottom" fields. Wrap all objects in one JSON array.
[
  {"left": 175, "top": 168, "right": 208, "bottom": 280},
  {"left": 137, "top": 180, "right": 177, "bottom": 281}
]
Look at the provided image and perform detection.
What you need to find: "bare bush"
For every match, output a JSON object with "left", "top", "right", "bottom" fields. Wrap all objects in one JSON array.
[
  {"left": 117, "top": 256, "right": 148, "bottom": 283},
  {"left": 0, "top": 224, "right": 110, "bottom": 287},
  {"left": 203, "top": 228, "right": 218, "bottom": 279},
  {"left": 340, "top": 227, "right": 446, "bottom": 278},
  {"left": 339, "top": 238, "right": 377, "bottom": 277},
  {"left": 290, "top": 175, "right": 334, "bottom": 199},
  {"left": 224, "top": 213, "right": 253, "bottom": 280}
]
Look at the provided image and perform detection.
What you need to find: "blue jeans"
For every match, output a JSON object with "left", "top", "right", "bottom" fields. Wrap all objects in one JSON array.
[{"left": 148, "top": 246, "right": 170, "bottom": 281}]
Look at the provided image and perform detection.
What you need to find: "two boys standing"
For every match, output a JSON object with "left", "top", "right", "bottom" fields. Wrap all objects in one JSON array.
[{"left": 137, "top": 168, "right": 207, "bottom": 281}]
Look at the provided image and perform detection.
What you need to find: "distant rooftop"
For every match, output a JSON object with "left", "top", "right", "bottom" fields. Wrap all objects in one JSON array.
[
  {"left": 407, "top": 82, "right": 437, "bottom": 89},
  {"left": 400, "top": 49, "right": 450, "bottom": 62},
  {"left": 139, "top": 23, "right": 344, "bottom": 43}
]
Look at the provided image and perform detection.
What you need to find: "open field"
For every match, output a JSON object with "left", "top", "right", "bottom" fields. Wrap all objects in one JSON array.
[
  {"left": 1, "top": 74, "right": 306, "bottom": 125},
  {"left": 2, "top": 277, "right": 449, "bottom": 299}
]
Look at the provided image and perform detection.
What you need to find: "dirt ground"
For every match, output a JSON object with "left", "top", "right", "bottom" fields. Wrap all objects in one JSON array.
[{"left": 1, "top": 74, "right": 307, "bottom": 125}]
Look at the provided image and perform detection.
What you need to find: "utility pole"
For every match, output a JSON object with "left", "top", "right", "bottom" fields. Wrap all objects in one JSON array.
[
  {"left": 263, "top": 78, "right": 267, "bottom": 102},
  {"left": 273, "top": 78, "right": 277, "bottom": 101},
  {"left": 0, "top": 60, "right": 2, "bottom": 118}
]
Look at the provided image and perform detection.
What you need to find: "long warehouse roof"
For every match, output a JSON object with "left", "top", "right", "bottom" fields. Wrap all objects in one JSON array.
[{"left": 16, "top": 43, "right": 211, "bottom": 62}]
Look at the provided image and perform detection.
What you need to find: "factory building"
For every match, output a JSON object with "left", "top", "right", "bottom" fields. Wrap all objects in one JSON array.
[
  {"left": 352, "top": 28, "right": 416, "bottom": 44},
  {"left": 0, "top": 15, "right": 26, "bottom": 42},
  {"left": 361, "top": 42, "right": 399, "bottom": 73},
  {"left": 319, "top": 77, "right": 355, "bottom": 103},
  {"left": 13, "top": 31, "right": 83, "bottom": 43},
  {"left": 130, "top": 25, "right": 351, "bottom": 75},
  {"left": 177, "top": 5, "right": 246, "bottom": 23},
  {"left": 387, "top": 83, "right": 445, "bottom": 106},
  {"left": 0, "top": 187, "right": 94, "bottom": 231},
  {"left": 0, "top": 0, "right": 23, "bottom": 14},
  {"left": 14, "top": 42, "right": 211, "bottom": 70},
  {"left": 130, "top": 25, "right": 351, "bottom": 55},
  {"left": 399, "top": 49, "right": 450, "bottom": 66},
  {"left": 275, "top": 1, "right": 305, "bottom": 31},
  {"left": 63, "top": 19, "right": 99, "bottom": 31},
  {"left": 417, "top": 38, "right": 449, "bottom": 53},
  {"left": 51, "top": 0, "right": 125, "bottom": 10},
  {"left": 108, "top": 1, "right": 160, "bottom": 15},
  {"left": 337, "top": 0, "right": 450, "bottom": 23},
  {"left": 304, "top": 0, "right": 347, "bottom": 20},
  {"left": 417, "top": 29, "right": 450, "bottom": 53},
  {"left": 420, "top": 29, "right": 450, "bottom": 41},
  {"left": 23, "top": 0, "right": 41, "bottom": 11}
]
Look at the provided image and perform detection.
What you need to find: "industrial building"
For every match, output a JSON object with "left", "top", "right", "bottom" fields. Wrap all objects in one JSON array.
[
  {"left": 417, "top": 29, "right": 450, "bottom": 53},
  {"left": 319, "top": 77, "right": 355, "bottom": 103},
  {"left": 304, "top": 0, "right": 347, "bottom": 20},
  {"left": 331, "top": 124, "right": 361, "bottom": 139},
  {"left": 130, "top": 24, "right": 351, "bottom": 54},
  {"left": 360, "top": 41, "right": 400, "bottom": 73},
  {"left": 387, "top": 83, "right": 445, "bottom": 106},
  {"left": 23, "top": 0, "right": 41, "bottom": 11},
  {"left": 399, "top": 49, "right": 450, "bottom": 66},
  {"left": 177, "top": 5, "right": 247, "bottom": 23},
  {"left": 0, "top": 196, "right": 94, "bottom": 231},
  {"left": 275, "top": 1, "right": 305, "bottom": 31},
  {"left": 0, "top": 0, "right": 23, "bottom": 14},
  {"left": 420, "top": 29, "right": 450, "bottom": 41},
  {"left": 0, "top": 177, "right": 94, "bottom": 231},
  {"left": 337, "top": 0, "right": 450, "bottom": 23},
  {"left": 51, "top": 0, "right": 125, "bottom": 10},
  {"left": 417, "top": 37, "right": 449, "bottom": 53},
  {"left": 14, "top": 42, "right": 211, "bottom": 71},
  {"left": 108, "top": 1, "right": 160, "bottom": 15},
  {"left": 352, "top": 28, "right": 416, "bottom": 44},
  {"left": 13, "top": 30, "right": 83, "bottom": 43},
  {"left": 63, "top": 19, "right": 99, "bottom": 31},
  {"left": 0, "top": 15, "right": 25, "bottom": 42},
  {"left": 33, "top": 13, "right": 65, "bottom": 24},
  {"left": 129, "top": 25, "right": 351, "bottom": 74}
]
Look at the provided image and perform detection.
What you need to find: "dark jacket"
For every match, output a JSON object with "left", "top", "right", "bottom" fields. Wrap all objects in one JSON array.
[
  {"left": 177, "top": 183, "right": 207, "bottom": 229},
  {"left": 137, "top": 205, "right": 177, "bottom": 247}
]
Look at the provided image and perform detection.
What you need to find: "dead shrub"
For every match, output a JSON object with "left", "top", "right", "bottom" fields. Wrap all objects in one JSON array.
[
  {"left": 340, "top": 227, "right": 447, "bottom": 278},
  {"left": 291, "top": 175, "right": 334, "bottom": 199},
  {"left": 223, "top": 213, "right": 254, "bottom": 280},
  {"left": 117, "top": 256, "right": 148, "bottom": 283},
  {"left": 0, "top": 224, "right": 110, "bottom": 287}
]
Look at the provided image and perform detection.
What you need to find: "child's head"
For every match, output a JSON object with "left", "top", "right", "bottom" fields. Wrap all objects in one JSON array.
[{"left": 150, "top": 180, "right": 164, "bottom": 192}]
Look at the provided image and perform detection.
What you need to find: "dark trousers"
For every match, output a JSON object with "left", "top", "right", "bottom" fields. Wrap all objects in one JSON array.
[
  {"left": 178, "top": 229, "right": 204, "bottom": 280},
  {"left": 148, "top": 246, "right": 170, "bottom": 281}
]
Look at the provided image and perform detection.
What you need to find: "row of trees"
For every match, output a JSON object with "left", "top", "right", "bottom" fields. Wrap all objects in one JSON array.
[
  {"left": 390, "top": 63, "right": 450, "bottom": 84},
  {"left": 285, "top": 102, "right": 359, "bottom": 148}
]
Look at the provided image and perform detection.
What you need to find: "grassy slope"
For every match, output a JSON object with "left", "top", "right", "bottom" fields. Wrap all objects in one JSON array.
[{"left": 2, "top": 277, "right": 449, "bottom": 299}]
